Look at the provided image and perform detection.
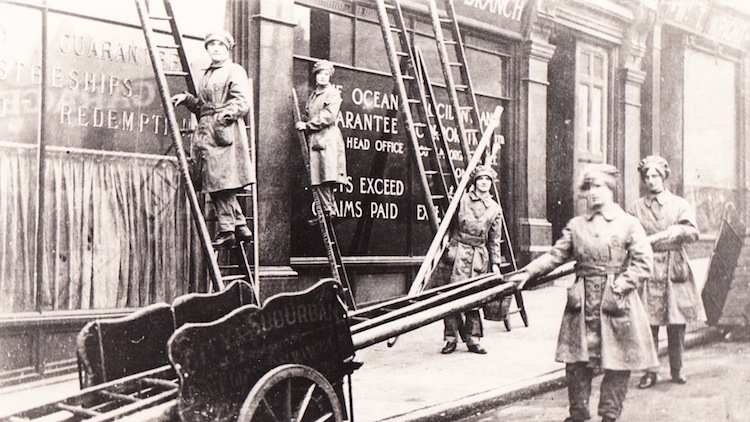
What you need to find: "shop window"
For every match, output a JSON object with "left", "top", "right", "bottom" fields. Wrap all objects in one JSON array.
[
  {"left": 575, "top": 43, "right": 608, "bottom": 162},
  {"left": 683, "top": 49, "right": 739, "bottom": 233},
  {"left": 466, "top": 47, "right": 509, "bottom": 99},
  {"left": 0, "top": 2, "right": 42, "bottom": 314},
  {"left": 45, "top": 0, "right": 227, "bottom": 37},
  {"left": 354, "top": 19, "right": 388, "bottom": 72},
  {"left": 293, "top": 4, "right": 311, "bottom": 58}
]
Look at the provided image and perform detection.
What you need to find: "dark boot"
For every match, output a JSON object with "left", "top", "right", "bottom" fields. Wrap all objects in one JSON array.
[
  {"left": 235, "top": 225, "right": 253, "bottom": 242},
  {"left": 212, "top": 231, "right": 235, "bottom": 248},
  {"left": 467, "top": 344, "right": 487, "bottom": 354},
  {"left": 440, "top": 342, "right": 457, "bottom": 354},
  {"left": 670, "top": 370, "right": 687, "bottom": 384},
  {"left": 638, "top": 372, "right": 657, "bottom": 389}
]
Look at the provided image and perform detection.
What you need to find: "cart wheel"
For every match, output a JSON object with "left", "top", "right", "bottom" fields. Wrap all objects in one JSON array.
[{"left": 237, "top": 364, "right": 344, "bottom": 422}]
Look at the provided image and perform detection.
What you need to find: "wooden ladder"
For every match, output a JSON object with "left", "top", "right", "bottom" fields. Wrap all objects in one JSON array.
[
  {"left": 134, "top": 0, "right": 259, "bottom": 302},
  {"left": 292, "top": 89, "right": 357, "bottom": 311}
]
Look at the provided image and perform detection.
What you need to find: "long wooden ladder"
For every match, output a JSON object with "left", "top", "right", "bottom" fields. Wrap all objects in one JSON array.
[
  {"left": 134, "top": 0, "right": 259, "bottom": 302},
  {"left": 292, "top": 89, "right": 356, "bottom": 311},
  {"left": 427, "top": 0, "right": 526, "bottom": 325},
  {"left": 375, "top": 0, "right": 525, "bottom": 326},
  {"left": 374, "top": 0, "right": 468, "bottom": 233}
]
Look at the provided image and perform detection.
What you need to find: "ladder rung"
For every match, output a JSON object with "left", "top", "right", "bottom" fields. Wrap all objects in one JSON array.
[
  {"left": 142, "top": 377, "right": 178, "bottom": 389},
  {"left": 444, "top": 40, "right": 458, "bottom": 46},
  {"left": 432, "top": 195, "right": 446, "bottom": 200},
  {"left": 149, "top": 15, "right": 173, "bottom": 21},
  {"left": 412, "top": 122, "right": 427, "bottom": 128},
  {"left": 223, "top": 275, "right": 246, "bottom": 282},
  {"left": 425, "top": 170, "right": 438, "bottom": 175},
  {"left": 157, "top": 43, "right": 180, "bottom": 49},
  {"left": 455, "top": 84, "right": 468, "bottom": 91},
  {"left": 389, "top": 27, "right": 403, "bottom": 35},
  {"left": 165, "top": 70, "right": 189, "bottom": 77},
  {"left": 99, "top": 390, "right": 139, "bottom": 403},
  {"left": 407, "top": 99, "right": 421, "bottom": 104},
  {"left": 449, "top": 62, "right": 464, "bottom": 68},
  {"left": 401, "top": 74, "right": 415, "bottom": 81},
  {"left": 465, "top": 128, "right": 479, "bottom": 133},
  {"left": 396, "top": 51, "right": 409, "bottom": 57},
  {"left": 439, "top": 17, "right": 451, "bottom": 23},
  {"left": 57, "top": 403, "right": 100, "bottom": 417}
]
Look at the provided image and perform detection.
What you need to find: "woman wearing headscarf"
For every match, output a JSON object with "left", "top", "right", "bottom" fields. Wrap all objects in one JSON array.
[
  {"left": 172, "top": 30, "right": 255, "bottom": 247},
  {"left": 295, "top": 59, "right": 347, "bottom": 224},
  {"left": 628, "top": 155, "right": 704, "bottom": 389},
  {"left": 509, "top": 164, "right": 657, "bottom": 422},
  {"left": 434, "top": 165, "right": 503, "bottom": 355}
]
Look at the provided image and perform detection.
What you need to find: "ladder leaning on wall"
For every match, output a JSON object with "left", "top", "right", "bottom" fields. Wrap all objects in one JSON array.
[
  {"left": 133, "top": 0, "right": 259, "bottom": 302},
  {"left": 291, "top": 89, "right": 357, "bottom": 311},
  {"left": 372, "top": 0, "right": 527, "bottom": 328}
]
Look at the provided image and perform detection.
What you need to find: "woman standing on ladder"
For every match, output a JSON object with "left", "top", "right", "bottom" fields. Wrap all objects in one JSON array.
[
  {"left": 295, "top": 59, "right": 347, "bottom": 225},
  {"left": 172, "top": 30, "right": 255, "bottom": 248}
]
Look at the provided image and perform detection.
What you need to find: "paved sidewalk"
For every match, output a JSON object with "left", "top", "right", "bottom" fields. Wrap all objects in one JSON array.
[{"left": 349, "top": 282, "right": 716, "bottom": 422}]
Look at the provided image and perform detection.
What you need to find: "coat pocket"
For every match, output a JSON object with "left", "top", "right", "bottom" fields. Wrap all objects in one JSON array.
[
  {"left": 565, "top": 279, "right": 584, "bottom": 313},
  {"left": 442, "top": 242, "right": 457, "bottom": 265},
  {"left": 213, "top": 116, "right": 234, "bottom": 146},
  {"left": 601, "top": 275, "right": 630, "bottom": 317},
  {"left": 310, "top": 136, "right": 326, "bottom": 151},
  {"left": 669, "top": 251, "right": 690, "bottom": 283}
]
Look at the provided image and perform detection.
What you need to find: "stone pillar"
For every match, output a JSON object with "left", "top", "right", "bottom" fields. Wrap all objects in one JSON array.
[
  {"left": 249, "top": 0, "right": 298, "bottom": 287},
  {"left": 643, "top": 23, "right": 662, "bottom": 158},
  {"left": 618, "top": 1, "right": 654, "bottom": 205},
  {"left": 516, "top": 34, "right": 555, "bottom": 264},
  {"left": 620, "top": 66, "right": 647, "bottom": 207}
]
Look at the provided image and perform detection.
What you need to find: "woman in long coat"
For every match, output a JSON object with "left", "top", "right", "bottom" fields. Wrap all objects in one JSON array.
[
  {"left": 628, "top": 155, "right": 704, "bottom": 388},
  {"left": 173, "top": 30, "right": 255, "bottom": 247},
  {"left": 510, "top": 164, "right": 657, "bottom": 422},
  {"left": 295, "top": 60, "right": 347, "bottom": 222},
  {"left": 434, "top": 165, "right": 503, "bottom": 355}
]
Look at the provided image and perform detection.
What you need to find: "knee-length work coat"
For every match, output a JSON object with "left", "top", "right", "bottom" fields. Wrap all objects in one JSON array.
[
  {"left": 628, "top": 190, "right": 705, "bottom": 325},
  {"left": 524, "top": 203, "right": 659, "bottom": 371},
  {"left": 183, "top": 60, "right": 255, "bottom": 193},
  {"left": 304, "top": 85, "right": 347, "bottom": 186},
  {"left": 435, "top": 191, "right": 504, "bottom": 287}
]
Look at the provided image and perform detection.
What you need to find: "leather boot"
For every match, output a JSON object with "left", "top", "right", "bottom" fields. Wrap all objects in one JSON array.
[
  {"left": 440, "top": 342, "right": 457, "bottom": 354},
  {"left": 638, "top": 372, "right": 657, "bottom": 389},
  {"left": 670, "top": 370, "right": 687, "bottom": 384},
  {"left": 235, "top": 225, "right": 253, "bottom": 242},
  {"left": 212, "top": 231, "right": 235, "bottom": 248},
  {"left": 467, "top": 344, "right": 487, "bottom": 354}
]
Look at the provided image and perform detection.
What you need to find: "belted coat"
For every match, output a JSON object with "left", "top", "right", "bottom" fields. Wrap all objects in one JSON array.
[
  {"left": 435, "top": 191, "right": 503, "bottom": 287},
  {"left": 183, "top": 60, "right": 255, "bottom": 193},
  {"left": 304, "top": 84, "right": 347, "bottom": 186},
  {"left": 628, "top": 190, "right": 705, "bottom": 325},
  {"left": 524, "top": 203, "right": 659, "bottom": 371}
]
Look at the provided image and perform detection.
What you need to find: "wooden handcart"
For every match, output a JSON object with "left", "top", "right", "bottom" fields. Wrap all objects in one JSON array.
[{"left": 1, "top": 274, "right": 530, "bottom": 422}]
